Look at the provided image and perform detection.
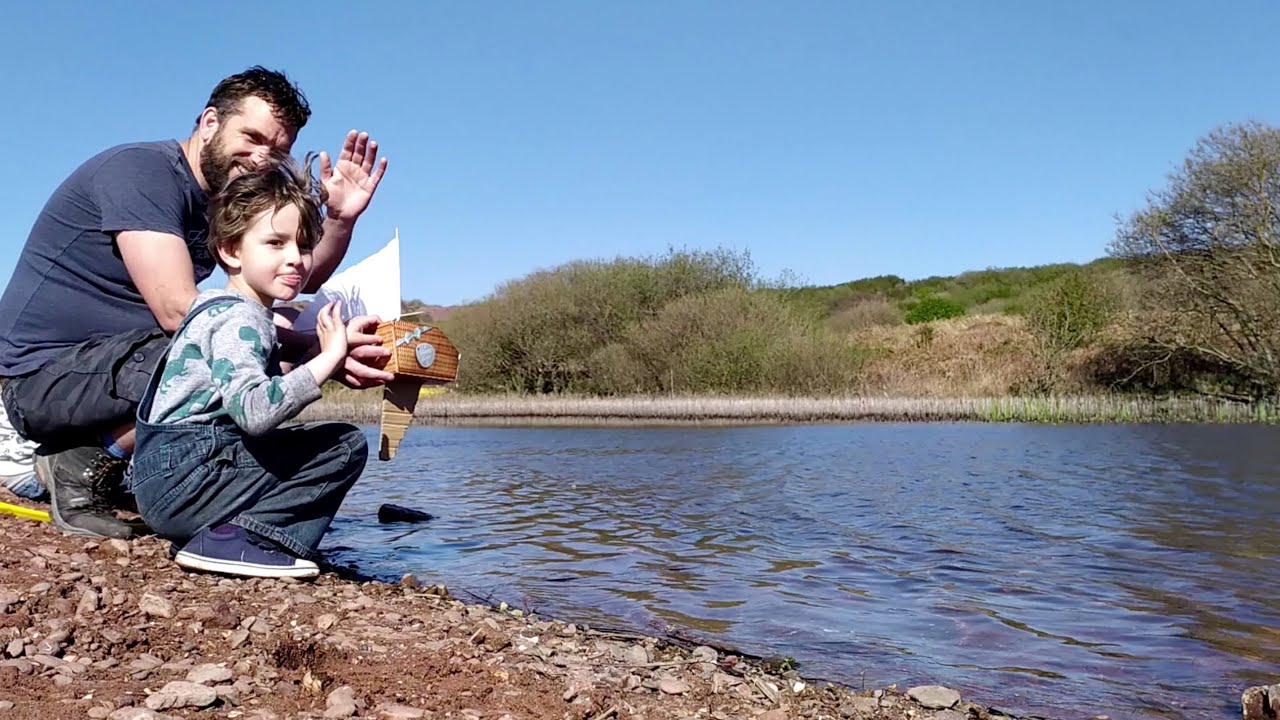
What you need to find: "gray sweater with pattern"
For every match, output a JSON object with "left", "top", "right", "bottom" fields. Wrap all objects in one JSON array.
[{"left": 146, "top": 289, "right": 322, "bottom": 435}]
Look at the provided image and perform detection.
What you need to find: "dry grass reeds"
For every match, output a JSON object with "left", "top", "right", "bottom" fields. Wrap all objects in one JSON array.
[
  {"left": 299, "top": 389, "right": 1277, "bottom": 425},
  {"left": 852, "top": 314, "right": 1039, "bottom": 396}
]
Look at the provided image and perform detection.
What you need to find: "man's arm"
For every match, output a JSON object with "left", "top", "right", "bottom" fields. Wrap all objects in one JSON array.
[
  {"left": 115, "top": 231, "right": 199, "bottom": 333},
  {"left": 92, "top": 147, "right": 203, "bottom": 332},
  {"left": 305, "top": 217, "right": 355, "bottom": 293}
]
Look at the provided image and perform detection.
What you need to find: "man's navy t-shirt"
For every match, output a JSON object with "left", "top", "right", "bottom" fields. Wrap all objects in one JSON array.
[{"left": 0, "top": 140, "right": 213, "bottom": 377}]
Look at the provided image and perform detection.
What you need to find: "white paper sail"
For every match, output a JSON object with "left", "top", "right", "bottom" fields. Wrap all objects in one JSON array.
[{"left": 292, "top": 230, "right": 402, "bottom": 331}]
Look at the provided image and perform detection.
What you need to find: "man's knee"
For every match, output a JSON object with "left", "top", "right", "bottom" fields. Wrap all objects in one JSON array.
[
  {"left": 1, "top": 373, "right": 56, "bottom": 443},
  {"left": 2, "top": 330, "right": 166, "bottom": 444}
]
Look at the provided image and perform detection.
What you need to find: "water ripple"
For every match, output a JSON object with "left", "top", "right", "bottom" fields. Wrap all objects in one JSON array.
[{"left": 327, "top": 422, "right": 1280, "bottom": 719}]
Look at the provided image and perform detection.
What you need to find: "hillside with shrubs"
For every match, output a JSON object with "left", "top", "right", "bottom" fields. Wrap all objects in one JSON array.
[{"left": 392, "top": 121, "right": 1280, "bottom": 403}]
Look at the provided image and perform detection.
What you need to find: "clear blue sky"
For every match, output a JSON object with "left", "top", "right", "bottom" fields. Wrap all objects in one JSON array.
[{"left": 2, "top": 2, "right": 1277, "bottom": 306}]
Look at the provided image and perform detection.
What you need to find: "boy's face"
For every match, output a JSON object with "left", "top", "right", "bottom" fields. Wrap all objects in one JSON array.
[{"left": 222, "top": 204, "right": 313, "bottom": 306}]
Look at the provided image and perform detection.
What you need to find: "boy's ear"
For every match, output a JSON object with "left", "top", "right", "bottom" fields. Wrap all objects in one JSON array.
[{"left": 216, "top": 242, "right": 242, "bottom": 270}]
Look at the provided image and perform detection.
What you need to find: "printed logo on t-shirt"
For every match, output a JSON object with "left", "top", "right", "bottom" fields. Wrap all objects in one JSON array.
[
  {"left": 187, "top": 229, "right": 216, "bottom": 282},
  {"left": 187, "top": 229, "right": 211, "bottom": 264}
]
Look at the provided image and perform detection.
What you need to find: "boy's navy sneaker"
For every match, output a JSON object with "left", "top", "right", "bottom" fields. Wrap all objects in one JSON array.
[{"left": 174, "top": 523, "right": 319, "bottom": 579}]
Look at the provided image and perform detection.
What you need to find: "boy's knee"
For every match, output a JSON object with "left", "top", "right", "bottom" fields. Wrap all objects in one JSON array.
[
  {"left": 347, "top": 434, "right": 369, "bottom": 471},
  {"left": 329, "top": 423, "right": 369, "bottom": 473}
]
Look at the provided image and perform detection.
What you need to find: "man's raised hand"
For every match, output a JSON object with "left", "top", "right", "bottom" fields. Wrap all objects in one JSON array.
[{"left": 320, "top": 130, "right": 389, "bottom": 226}]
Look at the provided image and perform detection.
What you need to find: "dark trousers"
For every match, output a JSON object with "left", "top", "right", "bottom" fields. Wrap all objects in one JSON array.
[
  {"left": 128, "top": 421, "right": 368, "bottom": 560},
  {"left": 1, "top": 329, "right": 168, "bottom": 446}
]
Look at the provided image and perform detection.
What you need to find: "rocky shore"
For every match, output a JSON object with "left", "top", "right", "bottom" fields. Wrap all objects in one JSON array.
[{"left": 0, "top": 512, "right": 1031, "bottom": 720}]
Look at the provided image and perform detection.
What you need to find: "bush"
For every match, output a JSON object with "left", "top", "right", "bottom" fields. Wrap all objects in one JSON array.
[
  {"left": 448, "top": 247, "right": 757, "bottom": 393},
  {"left": 827, "top": 297, "right": 903, "bottom": 333},
  {"left": 588, "top": 287, "right": 862, "bottom": 395},
  {"left": 904, "top": 295, "right": 965, "bottom": 325},
  {"left": 1024, "top": 271, "right": 1119, "bottom": 354},
  {"left": 1019, "top": 271, "right": 1120, "bottom": 392},
  {"left": 1079, "top": 339, "right": 1259, "bottom": 398},
  {"left": 775, "top": 259, "right": 1128, "bottom": 322}
]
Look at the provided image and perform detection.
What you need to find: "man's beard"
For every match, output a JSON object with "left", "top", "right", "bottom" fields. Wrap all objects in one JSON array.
[{"left": 199, "top": 129, "right": 243, "bottom": 193}]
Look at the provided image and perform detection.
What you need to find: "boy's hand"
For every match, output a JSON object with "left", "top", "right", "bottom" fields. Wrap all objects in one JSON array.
[
  {"left": 337, "top": 315, "right": 395, "bottom": 388},
  {"left": 316, "top": 301, "right": 349, "bottom": 361},
  {"left": 304, "top": 302, "right": 361, "bottom": 386}
]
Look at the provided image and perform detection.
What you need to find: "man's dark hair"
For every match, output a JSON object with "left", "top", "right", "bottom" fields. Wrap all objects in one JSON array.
[{"left": 197, "top": 66, "right": 311, "bottom": 133}]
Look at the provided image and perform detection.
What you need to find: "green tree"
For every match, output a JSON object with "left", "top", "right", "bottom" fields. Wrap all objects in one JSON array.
[
  {"left": 1025, "top": 272, "right": 1118, "bottom": 353},
  {"left": 1109, "top": 121, "right": 1280, "bottom": 399},
  {"left": 1023, "top": 271, "right": 1119, "bottom": 390}
]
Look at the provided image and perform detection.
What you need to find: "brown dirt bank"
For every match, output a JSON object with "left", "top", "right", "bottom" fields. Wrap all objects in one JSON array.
[{"left": 0, "top": 509, "right": 1036, "bottom": 720}]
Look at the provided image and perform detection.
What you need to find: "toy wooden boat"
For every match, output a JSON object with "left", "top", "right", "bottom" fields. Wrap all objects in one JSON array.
[{"left": 374, "top": 320, "right": 460, "bottom": 460}]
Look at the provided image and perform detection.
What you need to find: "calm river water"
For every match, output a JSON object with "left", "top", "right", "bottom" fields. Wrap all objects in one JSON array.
[{"left": 323, "top": 423, "right": 1280, "bottom": 719}]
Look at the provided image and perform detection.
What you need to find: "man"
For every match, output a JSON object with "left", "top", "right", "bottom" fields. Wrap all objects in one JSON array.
[{"left": 0, "top": 66, "right": 396, "bottom": 539}]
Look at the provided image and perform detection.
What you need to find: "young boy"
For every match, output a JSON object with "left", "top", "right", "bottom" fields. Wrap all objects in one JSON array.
[{"left": 128, "top": 154, "right": 369, "bottom": 578}]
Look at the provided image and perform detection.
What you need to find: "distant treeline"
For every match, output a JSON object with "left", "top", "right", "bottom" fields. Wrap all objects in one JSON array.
[{"left": 769, "top": 257, "right": 1127, "bottom": 327}]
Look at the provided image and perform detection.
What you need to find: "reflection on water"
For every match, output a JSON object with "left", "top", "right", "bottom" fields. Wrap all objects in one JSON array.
[{"left": 325, "top": 423, "right": 1280, "bottom": 719}]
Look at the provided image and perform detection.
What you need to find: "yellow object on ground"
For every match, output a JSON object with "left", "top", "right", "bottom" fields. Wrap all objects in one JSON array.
[{"left": 0, "top": 501, "right": 50, "bottom": 523}]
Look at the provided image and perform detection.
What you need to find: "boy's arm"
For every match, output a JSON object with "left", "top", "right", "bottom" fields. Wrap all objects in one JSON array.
[{"left": 208, "top": 309, "right": 322, "bottom": 436}]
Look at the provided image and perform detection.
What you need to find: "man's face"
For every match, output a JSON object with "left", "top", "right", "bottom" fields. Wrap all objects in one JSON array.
[{"left": 199, "top": 96, "right": 298, "bottom": 193}]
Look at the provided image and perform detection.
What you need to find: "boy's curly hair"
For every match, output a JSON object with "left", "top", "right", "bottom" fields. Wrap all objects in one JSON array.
[{"left": 207, "top": 151, "right": 328, "bottom": 271}]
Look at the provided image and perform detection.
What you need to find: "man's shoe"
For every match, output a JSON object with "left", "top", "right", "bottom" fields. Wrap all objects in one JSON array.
[
  {"left": 35, "top": 445, "right": 132, "bottom": 539},
  {"left": 174, "top": 524, "right": 319, "bottom": 579}
]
